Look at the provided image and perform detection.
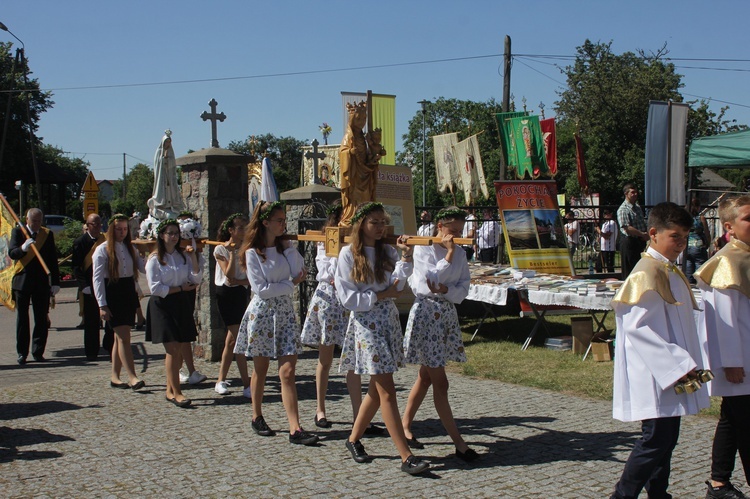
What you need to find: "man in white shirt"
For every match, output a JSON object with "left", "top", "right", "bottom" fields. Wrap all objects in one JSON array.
[
  {"left": 462, "top": 210, "right": 477, "bottom": 261},
  {"left": 597, "top": 209, "right": 617, "bottom": 273},
  {"left": 477, "top": 209, "right": 501, "bottom": 264},
  {"left": 564, "top": 210, "right": 580, "bottom": 258},
  {"left": 417, "top": 211, "right": 435, "bottom": 237}
]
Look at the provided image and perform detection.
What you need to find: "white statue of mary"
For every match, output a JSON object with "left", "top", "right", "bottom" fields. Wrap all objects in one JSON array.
[{"left": 147, "top": 129, "right": 184, "bottom": 219}]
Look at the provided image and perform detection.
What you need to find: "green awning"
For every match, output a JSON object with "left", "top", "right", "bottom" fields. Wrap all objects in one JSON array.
[{"left": 688, "top": 129, "right": 750, "bottom": 168}]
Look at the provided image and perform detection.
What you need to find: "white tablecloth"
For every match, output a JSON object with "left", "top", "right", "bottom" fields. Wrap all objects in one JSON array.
[
  {"left": 525, "top": 289, "right": 613, "bottom": 311},
  {"left": 466, "top": 282, "right": 512, "bottom": 306}
]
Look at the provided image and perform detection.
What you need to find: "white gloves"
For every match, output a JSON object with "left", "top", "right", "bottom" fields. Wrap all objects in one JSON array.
[
  {"left": 21, "top": 238, "right": 34, "bottom": 252},
  {"left": 82, "top": 286, "right": 92, "bottom": 295},
  {"left": 50, "top": 285, "right": 60, "bottom": 296}
]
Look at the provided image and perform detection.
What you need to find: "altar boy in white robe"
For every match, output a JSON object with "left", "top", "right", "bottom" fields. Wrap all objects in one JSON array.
[
  {"left": 696, "top": 195, "right": 750, "bottom": 499},
  {"left": 610, "top": 202, "right": 710, "bottom": 499}
]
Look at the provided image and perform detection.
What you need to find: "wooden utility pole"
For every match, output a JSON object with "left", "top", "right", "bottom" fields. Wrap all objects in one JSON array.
[
  {"left": 498, "top": 35, "right": 512, "bottom": 180},
  {"left": 122, "top": 153, "right": 127, "bottom": 198}
]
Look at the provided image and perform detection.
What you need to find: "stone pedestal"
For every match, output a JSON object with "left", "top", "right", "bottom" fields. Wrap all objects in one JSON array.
[{"left": 177, "top": 147, "right": 249, "bottom": 361}]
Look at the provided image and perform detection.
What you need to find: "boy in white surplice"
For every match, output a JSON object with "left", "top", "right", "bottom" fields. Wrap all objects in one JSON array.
[{"left": 610, "top": 202, "right": 710, "bottom": 499}]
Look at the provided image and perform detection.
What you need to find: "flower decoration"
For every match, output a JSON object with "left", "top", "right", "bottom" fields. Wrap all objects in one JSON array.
[
  {"left": 435, "top": 208, "right": 467, "bottom": 223},
  {"left": 178, "top": 217, "right": 203, "bottom": 239},
  {"left": 350, "top": 202, "right": 384, "bottom": 225},
  {"left": 259, "top": 201, "right": 285, "bottom": 221},
  {"left": 319, "top": 122, "right": 332, "bottom": 144},
  {"left": 139, "top": 215, "right": 160, "bottom": 239}
]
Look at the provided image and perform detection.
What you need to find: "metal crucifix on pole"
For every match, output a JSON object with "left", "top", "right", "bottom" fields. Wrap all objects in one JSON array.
[{"left": 200, "top": 98, "right": 226, "bottom": 148}]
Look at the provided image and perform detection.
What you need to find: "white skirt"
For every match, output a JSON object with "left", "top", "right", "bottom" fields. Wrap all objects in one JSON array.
[
  {"left": 234, "top": 294, "right": 301, "bottom": 358},
  {"left": 403, "top": 295, "right": 466, "bottom": 368},
  {"left": 339, "top": 300, "right": 404, "bottom": 375},
  {"left": 300, "top": 282, "right": 348, "bottom": 347}
]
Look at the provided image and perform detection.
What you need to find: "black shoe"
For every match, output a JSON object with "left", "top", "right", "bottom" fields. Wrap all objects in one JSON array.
[
  {"left": 289, "top": 429, "right": 319, "bottom": 446},
  {"left": 110, "top": 381, "right": 129, "bottom": 389},
  {"left": 406, "top": 436, "right": 425, "bottom": 449},
  {"left": 17, "top": 355, "right": 26, "bottom": 365},
  {"left": 167, "top": 396, "right": 192, "bottom": 408},
  {"left": 251, "top": 416, "right": 275, "bottom": 437},
  {"left": 345, "top": 440, "right": 371, "bottom": 463},
  {"left": 706, "top": 480, "right": 748, "bottom": 499},
  {"left": 32, "top": 355, "right": 45, "bottom": 362},
  {"left": 401, "top": 455, "right": 429, "bottom": 475},
  {"left": 314, "top": 415, "right": 332, "bottom": 428},
  {"left": 456, "top": 447, "right": 480, "bottom": 462},
  {"left": 363, "top": 424, "right": 386, "bottom": 436},
  {"left": 129, "top": 380, "right": 145, "bottom": 390}
]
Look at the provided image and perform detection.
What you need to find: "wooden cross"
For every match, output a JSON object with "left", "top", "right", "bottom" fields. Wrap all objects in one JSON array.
[
  {"left": 200, "top": 98, "right": 226, "bottom": 148},
  {"left": 304, "top": 139, "right": 327, "bottom": 185}
]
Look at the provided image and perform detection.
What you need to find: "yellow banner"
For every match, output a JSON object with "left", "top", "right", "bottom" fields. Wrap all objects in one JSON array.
[
  {"left": 494, "top": 180, "right": 574, "bottom": 275},
  {"left": 371, "top": 94, "right": 396, "bottom": 165},
  {"left": 0, "top": 195, "right": 18, "bottom": 310}
]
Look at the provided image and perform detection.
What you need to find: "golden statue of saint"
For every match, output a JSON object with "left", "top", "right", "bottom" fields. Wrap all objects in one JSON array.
[{"left": 339, "top": 101, "right": 380, "bottom": 225}]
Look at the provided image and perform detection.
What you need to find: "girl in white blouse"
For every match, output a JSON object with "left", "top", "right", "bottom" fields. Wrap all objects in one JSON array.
[
  {"left": 401, "top": 207, "right": 479, "bottom": 462},
  {"left": 145, "top": 219, "right": 202, "bottom": 408},
  {"left": 213, "top": 213, "right": 252, "bottom": 397},
  {"left": 335, "top": 202, "right": 428, "bottom": 475},
  {"left": 93, "top": 214, "right": 145, "bottom": 390},
  {"left": 233, "top": 201, "right": 318, "bottom": 446}
]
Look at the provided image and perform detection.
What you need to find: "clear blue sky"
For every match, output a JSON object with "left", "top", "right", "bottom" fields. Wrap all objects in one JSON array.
[{"left": 3, "top": 1, "right": 750, "bottom": 182}]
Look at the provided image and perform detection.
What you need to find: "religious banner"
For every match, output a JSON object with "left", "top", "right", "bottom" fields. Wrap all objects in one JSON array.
[
  {"left": 260, "top": 156, "right": 279, "bottom": 202},
  {"left": 452, "top": 135, "right": 489, "bottom": 203},
  {"left": 645, "top": 100, "right": 689, "bottom": 206},
  {"left": 371, "top": 94, "right": 396, "bottom": 165},
  {"left": 509, "top": 115, "right": 549, "bottom": 179},
  {"left": 494, "top": 111, "right": 527, "bottom": 177},
  {"left": 495, "top": 180, "right": 573, "bottom": 275},
  {"left": 301, "top": 144, "right": 341, "bottom": 187},
  {"left": 432, "top": 133, "right": 459, "bottom": 194},
  {"left": 540, "top": 118, "right": 557, "bottom": 176},
  {"left": 375, "top": 164, "right": 417, "bottom": 236},
  {"left": 574, "top": 132, "right": 589, "bottom": 194},
  {"left": 0, "top": 194, "right": 18, "bottom": 310}
]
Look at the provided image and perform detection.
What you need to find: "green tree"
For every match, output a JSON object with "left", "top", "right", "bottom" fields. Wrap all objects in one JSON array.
[
  {"left": 0, "top": 41, "right": 54, "bottom": 209},
  {"left": 227, "top": 133, "right": 306, "bottom": 193},
  {"left": 37, "top": 144, "right": 90, "bottom": 219},
  {"left": 399, "top": 97, "right": 503, "bottom": 208},
  {"left": 554, "top": 40, "right": 743, "bottom": 204},
  {"left": 110, "top": 163, "right": 154, "bottom": 217}
]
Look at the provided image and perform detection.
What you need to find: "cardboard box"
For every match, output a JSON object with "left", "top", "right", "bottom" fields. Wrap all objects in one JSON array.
[
  {"left": 571, "top": 317, "right": 594, "bottom": 355},
  {"left": 591, "top": 341, "right": 613, "bottom": 362}
]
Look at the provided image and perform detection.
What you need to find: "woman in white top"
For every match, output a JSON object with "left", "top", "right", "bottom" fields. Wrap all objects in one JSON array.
[
  {"left": 213, "top": 213, "right": 252, "bottom": 397},
  {"left": 300, "top": 202, "right": 351, "bottom": 428},
  {"left": 336, "top": 202, "right": 429, "bottom": 475},
  {"left": 92, "top": 214, "right": 145, "bottom": 390},
  {"left": 145, "top": 219, "right": 202, "bottom": 408},
  {"left": 234, "top": 201, "right": 318, "bottom": 446},
  {"left": 401, "top": 207, "right": 479, "bottom": 461}
]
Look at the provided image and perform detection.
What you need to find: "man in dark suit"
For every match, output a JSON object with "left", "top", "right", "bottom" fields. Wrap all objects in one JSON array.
[
  {"left": 9, "top": 208, "right": 60, "bottom": 364},
  {"left": 71, "top": 213, "right": 106, "bottom": 360}
]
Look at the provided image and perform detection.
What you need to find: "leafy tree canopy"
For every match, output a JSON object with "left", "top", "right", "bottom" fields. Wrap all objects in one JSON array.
[
  {"left": 110, "top": 163, "right": 154, "bottom": 219},
  {"left": 227, "top": 133, "right": 306, "bottom": 193}
]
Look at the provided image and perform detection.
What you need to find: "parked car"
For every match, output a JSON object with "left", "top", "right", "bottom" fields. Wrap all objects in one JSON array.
[{"left": 44, "top": 214, "right": 75, "bottom": 236}]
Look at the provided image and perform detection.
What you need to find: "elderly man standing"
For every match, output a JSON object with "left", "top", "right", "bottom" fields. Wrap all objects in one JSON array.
[
  {"left": 9, "top": 208, "right": 60, "bottom": 364},
  {"left": 72, "top": 214, "right": 107, "bottom": 360},
  {"left": 617, "top": 183, "right": 649, "bottom": 279}
]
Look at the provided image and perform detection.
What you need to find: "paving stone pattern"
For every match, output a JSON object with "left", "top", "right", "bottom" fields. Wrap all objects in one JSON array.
[{"left": 0, "top": 285, "right": 721, "bottom": 497}]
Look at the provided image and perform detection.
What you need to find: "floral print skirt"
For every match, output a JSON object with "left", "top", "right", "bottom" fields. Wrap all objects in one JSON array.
[
  {"left": 403, "top": 295, "right": 466, "bottom": 368},
  {"left": 300, "top": 282, "right": 348, "bottom": 347},
  {"left": 339, "top": 300, "right": 404, "bottom": 375},
  {"left": 234, "top": 294, "right": 301, "bottom": 358}
]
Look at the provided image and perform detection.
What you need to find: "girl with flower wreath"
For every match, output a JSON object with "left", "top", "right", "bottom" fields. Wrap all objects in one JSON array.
[
  {"left": 336, "top": 202, "right": 429, "bottom": 475},
  {"left": 213, "top": 213, "right": 252, "bottom": 398},
  {"left": 92, "top": 214, "right": 146, "bottom": 390},
  {"left": 401, "top": 207, "right": 479, "bottom": 462},
  {"left": 300, "top": 201, "right": 349, "bottom": 428},
  {"left": 145, "top": 219, "right": 202, "bottom": 408},
  {"left": 233, "top": 201, "right": 319, "bottom": 446}
]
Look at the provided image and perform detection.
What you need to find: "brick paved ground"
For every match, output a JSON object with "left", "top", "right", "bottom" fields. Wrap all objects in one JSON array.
[{"left": 0, "top": 284, "right": 726, "bottom": 498}]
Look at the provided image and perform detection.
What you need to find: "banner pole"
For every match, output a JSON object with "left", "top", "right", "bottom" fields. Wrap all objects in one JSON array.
[{"left": 0, "top": 193, "right": 51, "bottom": 276}]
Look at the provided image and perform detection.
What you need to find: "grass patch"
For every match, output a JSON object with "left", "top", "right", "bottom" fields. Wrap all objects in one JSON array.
[{"left": 454, "top": 312, "right": 720, "bottom": 418}]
